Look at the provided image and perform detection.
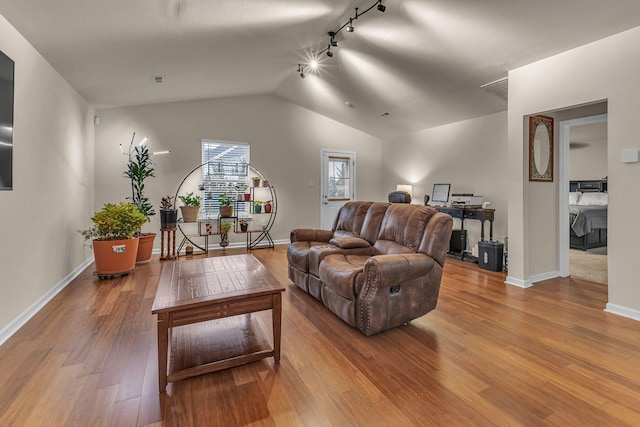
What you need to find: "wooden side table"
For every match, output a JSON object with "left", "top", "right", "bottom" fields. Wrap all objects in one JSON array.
[{"left": 160, "top": 228, "right": 177, "bottom": 260}]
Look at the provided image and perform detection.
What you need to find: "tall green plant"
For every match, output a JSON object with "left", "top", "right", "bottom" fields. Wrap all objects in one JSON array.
[{"left": 124, "top": 143, "right": 155, "bottom": 222}]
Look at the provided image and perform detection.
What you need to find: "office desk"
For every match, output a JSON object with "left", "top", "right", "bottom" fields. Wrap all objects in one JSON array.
[{"left": 436, "top": 206, "right": 495, "bottom": 261}]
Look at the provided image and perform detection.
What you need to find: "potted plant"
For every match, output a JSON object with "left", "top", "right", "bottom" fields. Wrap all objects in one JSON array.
[
  {"left": 252, "top": 176, "right": 261, "bottom": 187},
  {"left": 218, "top": 193, "right": 234, "bottom": 217},
  {"left": 159, "top": 195, "right": 177, "bottom": 229},
  {"left": 80, "top": 202, "right": 147, "bottom": 278},
  {"left": 235, "top": 183, "right": 249, "bottom": 201},
  {"left": 264, "top": 200, "right": 272, "bottom": 214},
  {"left": 219, "top": 220, "right": 232, "bottom": 247},
  {"left": 123, "top": 139, "right": 157, "bottom": 263},
  {"left": 178, "top": 192, "right": 201, "bottom": 222},
  {"left": 253, "top": 200, "right": 263, "bottom": 214},
  {"left": 239, "top": 219, "right": 249, "bottom": 232}
]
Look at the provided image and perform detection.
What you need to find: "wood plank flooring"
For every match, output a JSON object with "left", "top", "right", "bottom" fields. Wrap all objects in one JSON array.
[{"left": 1, "top": 245, "right": 639, "bottom": 426}]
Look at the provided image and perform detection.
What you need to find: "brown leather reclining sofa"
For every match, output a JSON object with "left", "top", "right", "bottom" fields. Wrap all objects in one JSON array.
[{"left": 287, "top": 201, "right": 453, "bottom": 336}]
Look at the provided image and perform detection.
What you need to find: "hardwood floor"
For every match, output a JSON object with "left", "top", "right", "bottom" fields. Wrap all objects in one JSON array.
[{"left": 1, "top": 245, "right": 639, "bottom": 426}]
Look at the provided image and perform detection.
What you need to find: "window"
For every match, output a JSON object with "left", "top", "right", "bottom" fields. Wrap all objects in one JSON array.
[
  {"left": 201, "top": 140, "right": 250, "bottom": 218},
  {"left": 327, "top": 156, "right": 351, "bottom": 200}
]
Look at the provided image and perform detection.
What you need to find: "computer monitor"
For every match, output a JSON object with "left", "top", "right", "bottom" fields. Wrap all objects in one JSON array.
[{"left": 431, "top": 183, "right": 451, "bottom": 205}]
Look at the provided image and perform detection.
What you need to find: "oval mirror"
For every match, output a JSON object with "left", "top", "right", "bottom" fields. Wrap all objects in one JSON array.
[{"left": 529, "top": 115, "right": 554, "bottom": 182}]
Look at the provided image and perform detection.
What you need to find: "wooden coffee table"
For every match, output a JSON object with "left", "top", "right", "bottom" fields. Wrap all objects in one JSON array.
[{"left": 151, "top": 254, "right": 285, "bottom": 392}]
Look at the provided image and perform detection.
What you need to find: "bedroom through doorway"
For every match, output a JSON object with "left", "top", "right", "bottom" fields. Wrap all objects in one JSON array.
[{"left": 561, "top": 113, "right": 608, "bottom": 286}]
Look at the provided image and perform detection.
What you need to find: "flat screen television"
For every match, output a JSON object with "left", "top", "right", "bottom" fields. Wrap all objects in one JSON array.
[
  {"left": 431, "top": 183, "right": 451, "bottom": 205},
  {"left": 0, "top": 49, "right": 14, "bottom": 191}
]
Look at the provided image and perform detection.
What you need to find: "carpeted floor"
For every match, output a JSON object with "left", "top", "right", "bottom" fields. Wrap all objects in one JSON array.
[{"left": 569, "top": 246, "right": 607, "bottom": 285}]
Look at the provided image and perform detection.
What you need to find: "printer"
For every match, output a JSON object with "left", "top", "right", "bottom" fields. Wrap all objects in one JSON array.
[{"left": 450, "top": 193, "right": 484, "bottom": 208}]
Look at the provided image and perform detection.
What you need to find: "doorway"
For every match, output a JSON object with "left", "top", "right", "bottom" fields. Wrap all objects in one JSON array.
[
  {"left": 559, "top": 114, "right": 608, "bottom": 284},
  {"left": 320, "top": 150, "right": 356, "bottom": 230}
]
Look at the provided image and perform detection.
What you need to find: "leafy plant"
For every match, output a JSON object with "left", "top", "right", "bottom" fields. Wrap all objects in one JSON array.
[
  {"left": 234, "top": 183, "right": 249, "bottom": 192},
  {"left": 253, "top": 200, "right": 263, "bottom": 206},
  {"left": 218, "top": 193, "right": 234, "bottom": 206},
  {"left": 124, "top": 144, "right": 155, "bottom": 222},
  {"left": 239, "top": 220, "right": 248, "bottom": 226},
  {"left": 220, "top": 220, "right": 233, "bottom": 233},
  {"left": 178, "top": 192, "right": 201, "bottom": 206},
  {"left": 80, "top": 202, "right": 147, "bottom": 241},
  {"left": 160, "top": 195, "right": 174, "bottom": 210}
]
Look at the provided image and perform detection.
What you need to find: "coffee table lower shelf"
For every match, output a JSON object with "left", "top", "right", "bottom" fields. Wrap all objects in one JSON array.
[{"left": 167, "top": 314, "right": 274, "bottom": 384}]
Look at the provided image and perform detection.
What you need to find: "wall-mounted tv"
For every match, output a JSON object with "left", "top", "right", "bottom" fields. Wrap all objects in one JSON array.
[{"left": 0, "top": 49, "right": 14, "bottom": 191}]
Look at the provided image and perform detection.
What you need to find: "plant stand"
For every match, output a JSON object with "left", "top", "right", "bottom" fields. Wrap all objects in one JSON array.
[{"left": 160, "top": 228, "right": 177, "bottom": 260}]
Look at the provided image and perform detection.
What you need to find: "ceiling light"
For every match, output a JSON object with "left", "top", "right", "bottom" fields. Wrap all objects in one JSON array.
[
  {"left": 151, "top": 75, "right": 165, "bottom": 84},
  {"left": 329, "top": 31, "right": 338, "bottom": 47},
  {"left": 326, "top": 45, "right": 333, "bottom": 57},
  {"left": 345, "top": 101, "right": 355, "bottom": 108},
  {"left": 294, "top": 1, "right": 388, "bottom": 75}
]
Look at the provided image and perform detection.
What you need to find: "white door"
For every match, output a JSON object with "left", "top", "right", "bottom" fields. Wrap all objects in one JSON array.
[{"left": 321, "top": 150, "right": 356, "bottom": 230}]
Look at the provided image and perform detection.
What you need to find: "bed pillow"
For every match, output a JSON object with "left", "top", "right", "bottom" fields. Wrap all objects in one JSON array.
[
  {"left": 569, "top": 192, "right": 581, "bottom": 205},
  {"left": 578, "top": 192, "right": 608, "bottom": 206}
]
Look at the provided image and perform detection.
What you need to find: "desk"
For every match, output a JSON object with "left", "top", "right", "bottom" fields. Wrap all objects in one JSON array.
[{"left": 436, "top": 206, "right": 495, "bottom": 261}]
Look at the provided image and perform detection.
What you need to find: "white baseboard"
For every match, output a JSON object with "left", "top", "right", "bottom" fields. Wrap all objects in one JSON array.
[
  {"left": 531, "top": 270, "right": 560, "bottom": 283},
  {"left": 0, "top": 257, "right": 94, "bottom": 347},
  {"left": 505, "top": 276, "right": 533, "bottom": 288},
  {"left": 605, "top": 303, "right": 640, "bottom": 322},
  {"left": 505, "top": 270, "right": 560, "bottom": 289}
]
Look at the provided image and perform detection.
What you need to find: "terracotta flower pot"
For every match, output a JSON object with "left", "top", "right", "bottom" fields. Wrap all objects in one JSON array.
[
  {"left": 180, "top": 206, "right": 200, "bottom": 222},
  {"left": 136, "top": 233, "right": 156, "bottom": 264},
  {"left": 93, "top": 238, "right": 139, "bottom": 276},
  {"left": 220, "top": 206, "right": 234, "bottom": 218},
  {"left": 264, "top": 203, "right": 272, "bottom": 213}
]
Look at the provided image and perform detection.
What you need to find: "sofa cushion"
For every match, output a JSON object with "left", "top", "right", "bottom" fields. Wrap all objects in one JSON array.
[
  {"left": 374, "top": 204, "right": 433, "bottom": 254},
  {"left": 288, "top": 241, "right": 333, "bottom": 271},
  {"left": 319, "top": 254, "right": 370, "bottom": 300},
  {"left": 333, "top": 201, "right": 374, "bottom": 235}
]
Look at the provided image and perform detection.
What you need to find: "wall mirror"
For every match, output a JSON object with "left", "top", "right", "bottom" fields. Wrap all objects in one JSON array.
[{"left": 529, "top": 115, "right": 554, "bottom": 182}]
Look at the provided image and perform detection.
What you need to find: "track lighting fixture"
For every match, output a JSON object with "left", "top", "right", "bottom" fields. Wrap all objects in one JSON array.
[
  {"left": 329, "top": 31, "right": 338, "bottom": 47},
  {"left": 295, "top": 0, "right": 388, "bottom": 76}
]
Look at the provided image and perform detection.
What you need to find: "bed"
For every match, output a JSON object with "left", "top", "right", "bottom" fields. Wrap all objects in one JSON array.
[{"left": 569, "top": 180, "right": 607, "bottom": 250}]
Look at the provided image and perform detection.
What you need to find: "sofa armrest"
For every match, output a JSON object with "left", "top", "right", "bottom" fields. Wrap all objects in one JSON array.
[
  {"left": 290, "top": 228, "right": 333, "bottom": 243},
  {"left": 329, "top": 237, "right": 371, "bottom": 249},
  {"left": 364, "top": 253, "right": 434, "bottom": 288},
  {"left": 357, "top": 253, "right": 442, "bottom": 336}
]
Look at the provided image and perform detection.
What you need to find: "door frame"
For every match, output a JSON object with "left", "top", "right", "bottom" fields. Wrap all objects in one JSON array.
[{"left": 558, "top": 113, "right": 607, "bottom": 276}]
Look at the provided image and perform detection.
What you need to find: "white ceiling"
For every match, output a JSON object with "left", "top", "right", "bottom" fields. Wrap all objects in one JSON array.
[{"left": 2, "top": 0, "right": 640, "bottom": 139}]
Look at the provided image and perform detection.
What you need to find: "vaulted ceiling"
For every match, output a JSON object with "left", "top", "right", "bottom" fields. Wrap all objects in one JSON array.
[{"left": 2, "top": 0, "right": 640, "bottom": 139}]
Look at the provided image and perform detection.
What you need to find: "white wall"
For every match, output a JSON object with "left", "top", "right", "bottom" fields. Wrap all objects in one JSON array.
[
  {"left": 570, "top": 141, "right": 607, "bottom": 181},
  {"left": 508, "top": 26, "right": 640, "bottom": 315},
  {"left": 382, "top": 111, "right": 508, "bottom": 251},
  {"left": 0, "top": 14, "right": 95, "bottom": 336},
  {"left": 94, "top": 95, "right": 383, "bottom": 247}
]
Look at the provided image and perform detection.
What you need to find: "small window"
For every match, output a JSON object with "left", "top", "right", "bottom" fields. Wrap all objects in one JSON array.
[{"left": 201, "top": 140, "right": 250, "bottom": 217}]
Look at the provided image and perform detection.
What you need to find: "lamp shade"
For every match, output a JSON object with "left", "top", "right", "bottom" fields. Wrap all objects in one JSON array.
[{"left": 396, "top": 184, "right": 413, "bottom": 197}]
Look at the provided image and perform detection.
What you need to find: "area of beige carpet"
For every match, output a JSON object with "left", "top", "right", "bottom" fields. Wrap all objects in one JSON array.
[{"left": 569, "top": 247, "right": 608, "bottom": 285}]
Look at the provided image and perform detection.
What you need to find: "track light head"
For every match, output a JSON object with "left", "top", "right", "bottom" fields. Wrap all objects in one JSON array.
[
  {"left": 377, "top": 3, "right": 386, "bottom": 12},
  {"left": 297, "top": 64, "right": 305, "bottom": 78},
  {"left": 347, "top": 18, "right": 354, "bottom": 32},
  {"left": 327, "top": 49, "right": 333, "bottom": 58}
]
